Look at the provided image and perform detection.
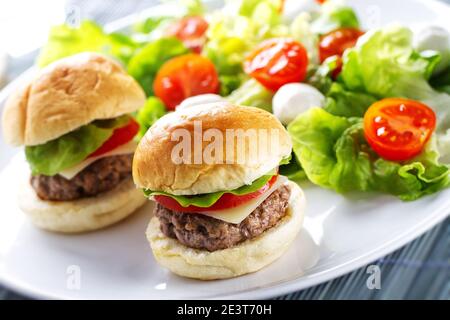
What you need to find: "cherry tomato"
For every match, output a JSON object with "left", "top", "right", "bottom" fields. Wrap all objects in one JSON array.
[
  {"left": 88, "top": 118, "right": 139, "bottom": 158},
  {"left": 364, "top": 98, "right": 436, "bottom": 162},
  {"left": 154, "top": 175, "right": 279, "bottom": 213},
  {"left": 154, "top": 54, "right": 219, "bottom": 110},
  {"left": 319, "top": 27, "right": 364, "bottom": 63},
  {"left": 316, "top": 0, "right": 327, "bottom": 4},
  {"left": 166, "top": 16, "right": 208, "bottom": 53},
  {"left": 244, "top": 38, "right": 309, "bottom": 91}
]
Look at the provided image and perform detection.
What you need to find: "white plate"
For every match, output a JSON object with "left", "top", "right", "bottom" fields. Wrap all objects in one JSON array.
[{"left": 0, "top": 0, "right": 449, "bottom": 300}]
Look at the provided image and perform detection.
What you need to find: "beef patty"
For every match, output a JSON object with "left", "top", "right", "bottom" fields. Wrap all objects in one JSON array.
[
  {"left": 155, "top": 185, "right": 291, "bottom": 252},
  {"left": 31, "top": 154, "right": 133, "bottom": 201}
]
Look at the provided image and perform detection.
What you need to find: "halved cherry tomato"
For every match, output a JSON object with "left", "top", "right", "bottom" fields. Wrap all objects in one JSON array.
[
  {"left": 364, "top": 98, "right": 436, "bottom": 162},
  {"left": 88, "top": 118, "right": 139, "bottom": 158},
  {"left": 319, "top": 27, "right": 364, "bottom": 63},
  {"left": 154, "top": 175, "right": 279, "bottom": 213},
  {"left": 154, "top": 54, "right": 219, "bottom": 110},
  {"left": 244, "top": 38, "right": 309, "bottom": 91},
  {"left": 166, "top": 16, "right": 208, "bottom": 53}
]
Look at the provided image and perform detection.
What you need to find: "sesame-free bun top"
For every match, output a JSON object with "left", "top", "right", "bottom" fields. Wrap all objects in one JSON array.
[
  {"left": 2, "top": 52, "right": 146, "bottom": 146},
  {"left": 133, "top": 102, "right": 292, "bottom": 195}
]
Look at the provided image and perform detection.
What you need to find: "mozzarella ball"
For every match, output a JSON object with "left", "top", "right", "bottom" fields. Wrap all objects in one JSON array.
[
  {"left": 414, "top": 26, "right": 450, "bottom": 74},
  {"left": 273, "top": 83, "right": 325, "bottom": 125},
  {"left": 176, "top": 94, "right": 227, "bottom": 111}
]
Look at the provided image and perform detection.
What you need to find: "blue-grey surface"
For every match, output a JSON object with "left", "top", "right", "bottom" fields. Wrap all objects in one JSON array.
[{"left": 1, "top": 0, "right": 450, "bottom": 300}]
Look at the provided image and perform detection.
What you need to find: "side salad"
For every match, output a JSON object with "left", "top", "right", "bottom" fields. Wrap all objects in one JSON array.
[{"left": 36, "top": 0, "right": 450, "bottom": 201}]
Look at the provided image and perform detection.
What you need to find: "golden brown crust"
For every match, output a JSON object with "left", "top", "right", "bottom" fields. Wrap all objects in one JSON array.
[
  {"left": 133, "top": 103, "right": 292, "bottom": 195},
  {"left": 2, "top": 52, "right": 146, "bottom": 146}
]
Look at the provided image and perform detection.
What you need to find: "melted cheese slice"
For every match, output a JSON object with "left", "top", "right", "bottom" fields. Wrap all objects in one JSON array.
[
  {"left": 58, "top": 140, "right": 137, "bottom": 180},
  {"left": 200, "top": 175, "right": 288, "bottom": 224}
]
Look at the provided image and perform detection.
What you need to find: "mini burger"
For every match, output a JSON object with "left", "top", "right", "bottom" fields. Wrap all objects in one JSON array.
[
  {"left": 2, "top": 52, "right": 147, "bottom": 233},
  {"left": 133, "top": 102, "right": 306, "bottom": 280}
]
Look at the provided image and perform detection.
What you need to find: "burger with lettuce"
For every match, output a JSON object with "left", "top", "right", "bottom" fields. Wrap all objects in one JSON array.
[
  {"left": 2, "top": 52, "right": 147, "bottom": 233},
  {"left": 133, "top": 102, "right": 306, "bottom": 280}
]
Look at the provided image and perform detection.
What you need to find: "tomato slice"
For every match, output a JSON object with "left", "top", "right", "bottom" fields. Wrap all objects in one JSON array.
[
  {"left": 364, "top": 98, "right": 436, "bottom": 162},
  {"left": 244, "top": 38, "right": 309, "bottom": 91},
  {"left": 154, "top": 54, "right": 219, "bottom": 110},
  {"left": 88, "top": 118, "right": 139, "bottom": 158},
  {"left": 154, "top": 175, "right": 279, "bottom": 213},
  {"left": 166, "top": 16, "right": 208, "bottom": 54},
  {"left": 319, "top": 27, "right": 364, "bottom": 63}
]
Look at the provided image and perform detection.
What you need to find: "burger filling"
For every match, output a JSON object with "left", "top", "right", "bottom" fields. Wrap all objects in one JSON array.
[
  {"left": 25, "top": 115, "right": 139, "bottom": 201},
  {"left": 155, "top": 184, "right": 291, "bottom": 251},
  {"left": 30, "top": 154, "right": 132, "bottom": 201},
  {"left": 145, "top": 162, "right": 292, "bottom": 252}
]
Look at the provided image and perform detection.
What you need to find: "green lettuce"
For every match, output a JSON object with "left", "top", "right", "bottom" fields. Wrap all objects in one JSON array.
[
  {"left": 227, "top": 79, "right": 274, "bottom": 111},
  {"left": 324, "top": 82, "right": 377, "bottom": 118},
  {"left": 288, "top": 108, "right": 450, "bottom": 200},
  {"left": 38, "top": 21, "right": 138, "bottom": 67},
  {"left": 127, "top": 37, "right": 189, "bottom": 96},
  {"left": 204, "top": 0, "right": 288, "bottom": 95},
  {"left": 341, "top": 25, "right": 450, "bottom": 160},
  {"left": 144, "top": 169, "right": 276, "bottom": 208},
  {"left": 430, "top": 66, "right": 450, "bottom": 95},
  {"left": 25, "top": 116, "right": 130, "bottom": 176},
  {"left": 136, "top": 97, "right": 167, "bottom": 139},
  {"left": 311, "top": 2, "right": 360, "bottom": 35}
]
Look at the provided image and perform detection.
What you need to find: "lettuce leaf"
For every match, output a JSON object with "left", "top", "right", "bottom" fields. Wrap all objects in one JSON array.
[
  {"left": 38, "top": 21, "right": 138, "bottom": 67},
  {"left": 144, "top": 169, "right": 276, "bottom": 208},
  {"left": 204, "top": 0, "right": 287, "bottom": 95},
  {"left": 288, "top": 108, "right": 450, "bottom": 200},
  {"left": 341, "top": 24, "right": 450, "bottom": 158},
  {"left": 127, "top": 37, "right": 189, "bottom": 96},
  {"left": 136, "top": 97, "right": 167, "bottom": 139},
  {"left": 311, "top": 2, "right": 360, "bottom": 35},
  {"left": 324, "top": 82, "right": 377, "bottom": 118},
  {"left": 227, "top": 79, "right": 274, "bottom": 111},
  {"left": 25, "top": 116, "right": 130, "bottom": 176}
]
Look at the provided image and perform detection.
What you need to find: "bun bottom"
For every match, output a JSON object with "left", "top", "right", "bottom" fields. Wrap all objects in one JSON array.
[
  {"left": 19, "top": 177, "right": 146, "bottom": 233},
  {"left": 146, "top": 181, "right": 306, "bottom": 280}
]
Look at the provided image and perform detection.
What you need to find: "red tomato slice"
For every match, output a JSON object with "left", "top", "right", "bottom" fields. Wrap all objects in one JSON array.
[
  {"left": 88, "top": 118, "right": 139, "bottom": 158},
  {"left": 364, "top": 98, "right": 436, "bottom": 162},
  {"left": 166, "top": 16, "right": 208, "bottom": 53},
  {"left": 154, "top": 54, "right": 219, "bottom": 110},
  {"left": 319, "top": 27, "right": 364, "bottom": 63},
  {"left": 244, "top": 38, "right": 309, "bottom": 91},
  {"left": 154, "top": 175, "right": 279, "bottom": 213}
]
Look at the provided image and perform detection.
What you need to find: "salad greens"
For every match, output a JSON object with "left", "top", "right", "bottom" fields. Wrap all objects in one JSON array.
[
  {"left": 310, "top": 1, "right": 360, "bottom": 34},
  {"left": 144, "top": 169, "right": 276, "bottom": 208},
  {"left": 38, "top": 21, "right": 138, "bottom": 67},
  {"left": 25, "top": 116, "right": 131, "bottom": 176},
  {"left": 288, "top": 108, "right": 450, "bottom": 201},
  {"left": 136, "top": 97, "right": 167, "bottom": 139},
  {"left": 127, "top": 38, "right": 189, "bottom": 96},
  {"left": 35, "top": 0, "right": 450, "bottom": 200}
]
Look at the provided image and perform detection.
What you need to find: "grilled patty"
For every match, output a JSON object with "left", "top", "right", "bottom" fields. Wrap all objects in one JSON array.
[
  {"left": 155, "top": 185, "right": 291, "bottom": 252},
  {"left": 30, "top": 154, "right": 133, "bottom": 201}
]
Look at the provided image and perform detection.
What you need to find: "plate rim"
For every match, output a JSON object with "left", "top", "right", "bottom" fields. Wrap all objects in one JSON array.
[{"left": 0, "top": 0, "right": 449, "bottom": 300}]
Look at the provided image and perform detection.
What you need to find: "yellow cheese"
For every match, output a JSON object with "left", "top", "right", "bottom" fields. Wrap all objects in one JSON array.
[
  {"left": 200, "top": 175, "right": 288, "bottom": 224},
  {"left": 58, "top": 140, "right": 137, "bottom": 180}
]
